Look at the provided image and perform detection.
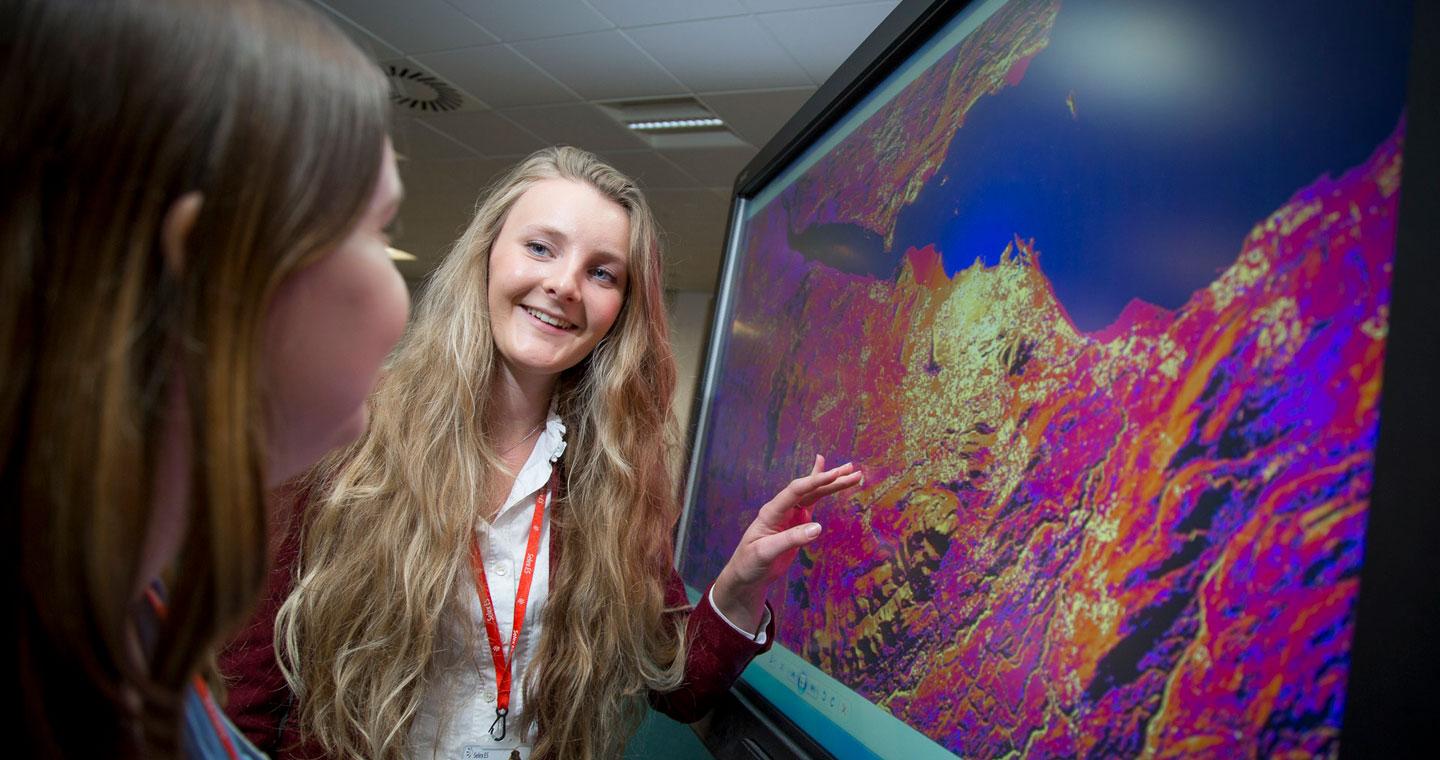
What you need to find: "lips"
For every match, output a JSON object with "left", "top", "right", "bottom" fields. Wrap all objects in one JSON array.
[{"left": 523, "top": 305, "right": 577, "bottom": 331}]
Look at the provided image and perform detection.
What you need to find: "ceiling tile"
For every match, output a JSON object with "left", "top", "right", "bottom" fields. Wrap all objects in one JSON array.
[
  {"left": 650, "top": 188, "right": 732, "bottom": 290},
  {"left": 447, "top": 0, "right": 613, "bottom": 41},
  {"left": 648, "top": 187, "right": 733, "bottom": 235},
  {"left": 513, "top": 31, "right": 687, "bottom": 101},
  {"left": 318, "top": 0, "right": 496, "bottom": 54},
  {"left": 756, "top": 2, "right": 894, "bottom": 83},
  {"left": 501, "top": 103, "right": 650, "bottom": 152},
  {"left": 392, "top": 117, "right": 480, "bottom": 161},
  {"left": 303, "top": 0, "right": 403, "bottom": 60},
  {"left": 598, "top": 149, "right": 702, "bottom": 189},
  {"left": 626, "top": 17, "right": 812, "bottom": 91},
  {"left": 397, "top": 160, "right": 505, "bottom": 207},
  {"left": 391, "top": 158, "right": 510, "bottom": 262},
  {"left": 662, "top": 145, "right": 759, "bottom": 188},
  {"left": 414, "top": 45, "right": 576, "bottom": 108},
  {"left": 699, "top": 87, "right": 816, "bottom": 147},
  {"left": 587, "top": 0, "right": 748, "bottom": 27},
  {"left": 739, "top": 0, "right": 897, "bottom": 12},
  {"left": 419, "top": 110, "right": 550, "bottom": 158}
]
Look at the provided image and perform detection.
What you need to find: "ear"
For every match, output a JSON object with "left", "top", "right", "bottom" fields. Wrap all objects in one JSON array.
[{"left": 160, "top": 192, "right": 203, "bottom": 275}]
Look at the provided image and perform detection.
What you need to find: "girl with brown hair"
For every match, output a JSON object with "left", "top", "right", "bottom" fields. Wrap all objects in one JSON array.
[
  {"left": 224, "top": 146, "right": 860, "bottom": 759},
  {"left": 3, "top": 0, "right": 409, "bottom": 756}
]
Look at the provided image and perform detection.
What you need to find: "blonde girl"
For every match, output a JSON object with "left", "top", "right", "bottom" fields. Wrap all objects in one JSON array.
[{"left": 226, "top": 147, "right": 858, "bottom": 759}]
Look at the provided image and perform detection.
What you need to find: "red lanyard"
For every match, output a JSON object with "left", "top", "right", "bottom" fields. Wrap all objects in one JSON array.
[
  {"left": 468, "top": 471, "right": 552, "bottom": 742},
  {"left": 143, "top": 586, "right": 241, "bottom": 760}
]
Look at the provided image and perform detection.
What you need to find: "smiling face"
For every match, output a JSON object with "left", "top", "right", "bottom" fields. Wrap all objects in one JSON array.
[{"left": 487, "top": 177, "right": 630, "bottom": 386}]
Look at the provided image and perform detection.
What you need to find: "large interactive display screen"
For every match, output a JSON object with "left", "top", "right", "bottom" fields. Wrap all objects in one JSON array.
[{"left": 677, "top": 0, "right": 1421, "bottom": 757}]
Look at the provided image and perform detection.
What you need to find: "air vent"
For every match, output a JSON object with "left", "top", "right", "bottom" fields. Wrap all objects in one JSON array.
[{"left": 384, "top": 62, "right": 480, "bottom": 114}]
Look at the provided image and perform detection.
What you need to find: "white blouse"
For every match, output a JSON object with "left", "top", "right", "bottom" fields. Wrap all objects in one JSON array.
[
  {"left": 407, "top": 410, "right": 766, "bottom": 759},
  {"left": 407, "top": 411, "right": 565, "bottom": 759}
]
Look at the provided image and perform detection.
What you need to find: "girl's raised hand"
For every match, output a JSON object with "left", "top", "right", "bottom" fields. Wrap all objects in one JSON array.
[{"left": 711, "top": 455, "right": 863, "bottom": 634}]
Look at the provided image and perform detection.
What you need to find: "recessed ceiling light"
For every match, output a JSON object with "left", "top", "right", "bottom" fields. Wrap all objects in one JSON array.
[
  {"left": 387, "top": 246, "right": 417, "bottom": 262},
  {"left": 599, "top": 97, "right": 747, "bottom": 148},
  {"left": 627, "top": 117, "right": 726, "bottom": 132}
]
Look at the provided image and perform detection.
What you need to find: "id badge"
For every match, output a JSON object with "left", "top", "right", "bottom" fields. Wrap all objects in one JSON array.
[{"left": 462, "top": 746, "right": 528, "bottom": 760}]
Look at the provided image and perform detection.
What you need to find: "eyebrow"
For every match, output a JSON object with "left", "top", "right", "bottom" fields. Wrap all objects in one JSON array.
[
  {"left": 589, "top": 249, "right": 628, "bottom": 269},
  {"left": 521, "top": 223, "right": 569, "bottom": 242}
]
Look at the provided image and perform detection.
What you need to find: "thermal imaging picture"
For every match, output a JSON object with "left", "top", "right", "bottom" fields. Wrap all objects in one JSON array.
[{"left": 679, "top": 0, "right": 1414, "bottom": 756}]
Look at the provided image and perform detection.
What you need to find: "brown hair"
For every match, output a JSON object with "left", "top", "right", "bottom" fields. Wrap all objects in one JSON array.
[
  {"left": 2, "top": 0, "right": 390, "bottom": 755},
  {"left": 279, "top": 147, "right": 685, "bottom": 759}
]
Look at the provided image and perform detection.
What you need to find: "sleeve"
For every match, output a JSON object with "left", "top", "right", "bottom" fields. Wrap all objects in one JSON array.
[
  {"left": 217, "top": 481, "right": 310, "bottom": 754},
  {"left": 708, "top": 585, "right": 772, "bottom": 645},
  {"left": 648, "top": 567, "right": 775, "bottom": 723}
]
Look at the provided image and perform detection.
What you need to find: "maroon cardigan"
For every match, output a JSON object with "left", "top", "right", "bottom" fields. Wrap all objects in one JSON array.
[{"left": 219, "top": 485, "right": 771, "bottom": 757}]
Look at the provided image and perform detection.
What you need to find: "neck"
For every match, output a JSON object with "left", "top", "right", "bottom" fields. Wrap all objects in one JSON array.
[{"left": 490, "top": 362, "right": 555, "bottom": 443}]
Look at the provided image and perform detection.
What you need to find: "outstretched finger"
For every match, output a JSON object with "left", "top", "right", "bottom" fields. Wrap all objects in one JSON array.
[
  {"left": 761, "top": 459, "right": 855, "bottom": 519},
  {"left": 789, "top": 460, "right": 858, "bottom": 500},
  {"left": 749, "top": 521, "right": 823, "bottom": 568},
  {"left": 757, "top": 471, "right": 856, "bottom": 531},
  {"left": 796, "top": 469, "right": 863, "bottom": 507}
]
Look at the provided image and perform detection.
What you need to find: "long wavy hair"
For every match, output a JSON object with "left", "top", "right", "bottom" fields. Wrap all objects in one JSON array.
[
  {"left": 277, "top": 147, "right": 686, "bottom": 759},
  {"left": 2, "top": 0, "right": 390, "bottom": 756}
]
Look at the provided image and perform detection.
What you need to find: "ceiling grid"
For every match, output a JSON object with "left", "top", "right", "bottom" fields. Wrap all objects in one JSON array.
[{"left": 309, "top": 0, "right": 898, "bottom": 291}]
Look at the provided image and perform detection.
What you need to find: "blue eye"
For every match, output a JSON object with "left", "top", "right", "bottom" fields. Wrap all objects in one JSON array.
[
  {"left": 591, "top": 267, "right": 616, "bottom": 284},
  {"left": 526, "top": 241, "right": 552, "bottom": 257}
]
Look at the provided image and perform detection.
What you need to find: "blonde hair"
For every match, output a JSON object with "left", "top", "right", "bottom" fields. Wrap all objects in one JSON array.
[
  {"left": 279, "top": 146, "right": 686, "bottom": 759},
  {"left": 2, "top": 0, "right": 390, "bottom": 756}
]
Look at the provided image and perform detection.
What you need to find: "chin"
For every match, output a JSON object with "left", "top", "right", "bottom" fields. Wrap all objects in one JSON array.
[
  {"left": 325, "top": 404, "right": 371, "bottom": 460},
  {"left": 505, "top": 350, "right": 583, "bottom": 379},
  {"left": 265, "top": 404, "right": 370, "bottom": 488}
]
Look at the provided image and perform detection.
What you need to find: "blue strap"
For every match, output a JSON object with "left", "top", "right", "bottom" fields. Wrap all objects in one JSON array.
[{"left": 181, "top": 685, "right": 270, "bottom": 760}]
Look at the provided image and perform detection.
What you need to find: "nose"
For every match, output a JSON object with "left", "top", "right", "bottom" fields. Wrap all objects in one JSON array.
[{"left": 544, "top": 261, "right": 582, "bottom": 302}]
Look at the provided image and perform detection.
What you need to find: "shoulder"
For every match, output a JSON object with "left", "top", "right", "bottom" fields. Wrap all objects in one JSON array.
[{"left": 183, "top": 682, "right": 269, "bottom": 759}]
